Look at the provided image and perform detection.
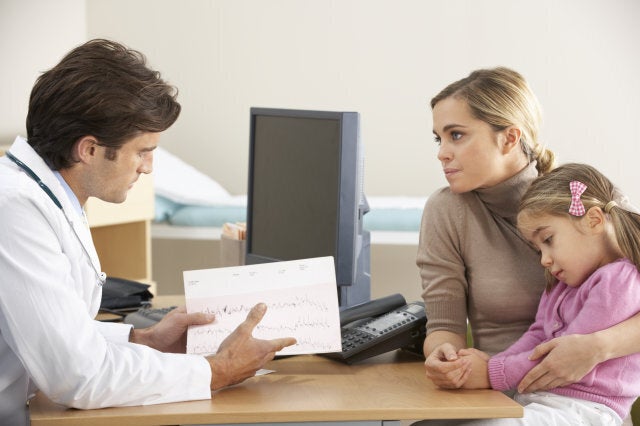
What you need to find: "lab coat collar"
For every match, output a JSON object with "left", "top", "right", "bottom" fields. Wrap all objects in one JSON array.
[
  {"left": 8, "top": 136, "right": 102, "bottom": 274},
  {"left": 9, "top": 136, "right": 63, "bottom": 200}
]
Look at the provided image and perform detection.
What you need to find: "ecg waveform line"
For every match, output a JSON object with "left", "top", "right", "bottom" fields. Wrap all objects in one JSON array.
[
  {"left": 190, "top": 314, "right": 333, "bottom": 338},
  {"left": 192, "top": 294, "right": 330, "bottom": 318},
  {"left": 186, "top": 278, "right": 340, "bottom": 356}
]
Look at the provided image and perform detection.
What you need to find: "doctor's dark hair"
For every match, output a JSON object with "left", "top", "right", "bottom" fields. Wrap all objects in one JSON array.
[
  {"left": 26, "top": 39, "right": 181, "bottom": 169},
  {"left": 431, "top": 67, "right": 555, "bottom": 176}
]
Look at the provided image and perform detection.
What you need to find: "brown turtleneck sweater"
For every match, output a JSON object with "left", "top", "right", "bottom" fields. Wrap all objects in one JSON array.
[{"left": 417, "top": 163, "right": 546, "bottom": 355}]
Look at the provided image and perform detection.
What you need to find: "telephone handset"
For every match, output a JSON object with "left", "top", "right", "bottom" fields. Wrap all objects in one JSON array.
[{"left": 323, "top": 293, "right": 427, "bottom": 364}]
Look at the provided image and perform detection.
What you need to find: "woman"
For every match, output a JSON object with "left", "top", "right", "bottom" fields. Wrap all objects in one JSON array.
[{"left": 419, "top": 67, "right": 640, "bottom": 396}]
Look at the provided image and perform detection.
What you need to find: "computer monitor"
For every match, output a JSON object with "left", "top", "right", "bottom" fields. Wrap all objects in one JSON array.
[{"left": 246, "top": 107, "right": 370, "bottom": 307}]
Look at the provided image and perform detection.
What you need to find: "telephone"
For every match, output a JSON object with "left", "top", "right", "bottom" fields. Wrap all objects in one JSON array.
[{"left": 323, "top": 293, "right": 427, "bottom": 364}]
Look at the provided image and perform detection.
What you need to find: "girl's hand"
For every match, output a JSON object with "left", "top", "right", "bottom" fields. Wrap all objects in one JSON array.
[
  {"left": 424, "top": 342, "right": 471, "bottom": 388},
  {"left": 457, "top": 348, "right": 490, "bottom": 389},
  {"left": 517, "top": 334, "right": 599, "bottom": 393}
]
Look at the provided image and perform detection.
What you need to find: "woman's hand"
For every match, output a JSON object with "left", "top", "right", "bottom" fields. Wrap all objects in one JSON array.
[
  {"left": 517, "top": 334, "right": 600, "bottom": 393},
  {"left": 424, "top": 342, "right": 472, "bottom": 389}
]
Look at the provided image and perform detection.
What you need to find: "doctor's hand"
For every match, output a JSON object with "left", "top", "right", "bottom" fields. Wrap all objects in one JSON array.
[
  {"left": 130, "top": 306, "right": 215, "bottom": 353},
  {"left": 424, "top": 342, "right": 472, "bottom": 389},
  {"left": 207, "top": 303, "right": 296, "bottom": 391}
]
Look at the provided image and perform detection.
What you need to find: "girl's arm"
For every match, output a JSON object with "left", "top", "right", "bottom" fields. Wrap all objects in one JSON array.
[
  {"left": 518, "top": 313, "right": 640, "bottom": 393},
  {"left": 518, "top": 263, "right": 640, "bottom": 393}
]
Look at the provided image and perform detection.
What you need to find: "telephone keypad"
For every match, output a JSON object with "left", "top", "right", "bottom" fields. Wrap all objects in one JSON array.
[
  {"left": 342, "top": 329, "right": 375, "bottom": 352},
  {"left": 325, "top": 301, "right": 426, "bottom": 363}
]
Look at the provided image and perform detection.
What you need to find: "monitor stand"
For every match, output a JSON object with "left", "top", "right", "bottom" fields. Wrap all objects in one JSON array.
[{"left": 339, "top": 230, "right": 371, "bottom": 307}]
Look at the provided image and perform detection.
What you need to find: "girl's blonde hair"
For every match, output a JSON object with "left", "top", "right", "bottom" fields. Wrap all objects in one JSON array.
[
  {"left": 519, "top": 163, "right": 640, "bottom": 287},
  {"left": 431, "top": 67, "right": 555, "bottom": 175}
]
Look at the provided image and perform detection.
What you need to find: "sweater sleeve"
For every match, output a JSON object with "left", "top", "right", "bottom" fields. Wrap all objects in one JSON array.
[
  {"left": 489, "top": 260, "right": 640, "bottom": 391},
  {"left": 487, "top": 296, "right": 549, "bottom": 391},
  {"left": 417, "top": 188, "right": 468, "bottom": 336}
]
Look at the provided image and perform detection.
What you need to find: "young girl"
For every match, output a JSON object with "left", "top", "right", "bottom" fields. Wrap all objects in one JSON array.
[{"left": 453, "top": 163, "right": 640, "bottom": 425}]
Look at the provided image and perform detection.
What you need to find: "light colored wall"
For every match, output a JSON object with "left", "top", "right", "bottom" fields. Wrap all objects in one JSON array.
[
  {"left": 3, "top": 1, "right": 639, "bottom": 201},
  {"left": 82, "top": 0, "right": 640, "bottom": 203},
  {"left": 1, "top": 0, "right": 638, "bottom": 302},
  {"left": 0, "top": 0, "right": 86, "bottom": 145}
]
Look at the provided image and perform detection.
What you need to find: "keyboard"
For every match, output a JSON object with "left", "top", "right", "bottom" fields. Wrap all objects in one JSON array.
[{"left": 124, "top": 306, "right": 176, "bottom": 328}]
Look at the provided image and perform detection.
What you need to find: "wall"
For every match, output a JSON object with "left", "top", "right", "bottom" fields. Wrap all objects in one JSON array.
[
  {"left": 2, "top": 0, "right": 640, "bottom": 300},
  {"left": 3, "top": 1, "right": 639, "bottom": 200},
  {"left": 84, "top": 0, "right": 640, "bottom": 203},
  {"left": 0, "top": 0, "right": 86, "bottom": 144}
]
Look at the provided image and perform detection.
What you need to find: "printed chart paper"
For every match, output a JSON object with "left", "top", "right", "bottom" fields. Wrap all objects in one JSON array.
[{"left": 183, "top": 256, "right": 341, "bottom": 356}]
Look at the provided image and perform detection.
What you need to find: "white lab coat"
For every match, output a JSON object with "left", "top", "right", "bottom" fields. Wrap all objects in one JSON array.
[{"left": 0, "top": 137, "right": 211, "bottom": 426}]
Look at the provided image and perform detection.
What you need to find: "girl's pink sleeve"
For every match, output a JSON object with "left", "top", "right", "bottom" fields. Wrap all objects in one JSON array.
[{"left": 487, "top": 293, "right": 551, "bottom": 391}]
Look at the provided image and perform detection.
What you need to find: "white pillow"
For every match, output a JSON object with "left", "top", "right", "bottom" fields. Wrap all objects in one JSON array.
[{"left": 153, "top": 147, "right": 232, "bottom": 206}]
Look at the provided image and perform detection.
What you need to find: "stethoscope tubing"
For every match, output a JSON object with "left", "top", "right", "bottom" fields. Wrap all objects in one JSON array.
[{"left": 5, "top": 151, "right": 107, "bottom": 286}]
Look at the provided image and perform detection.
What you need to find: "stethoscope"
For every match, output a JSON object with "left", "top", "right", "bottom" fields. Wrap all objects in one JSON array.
[{"left": 6, "top": 151, "right": 107, "bottom": 286}]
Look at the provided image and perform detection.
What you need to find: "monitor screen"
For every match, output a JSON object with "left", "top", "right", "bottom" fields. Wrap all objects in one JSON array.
[{"left": 246, "top": 107, "right": 370, "bottom": 307}]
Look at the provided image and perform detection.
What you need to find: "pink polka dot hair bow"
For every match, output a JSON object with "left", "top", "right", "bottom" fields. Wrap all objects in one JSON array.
[{"left": 569, "top": 180, "right": 587, "bottom": 216}]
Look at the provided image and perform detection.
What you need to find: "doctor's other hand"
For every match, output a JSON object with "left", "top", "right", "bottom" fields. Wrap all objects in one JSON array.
[
  {"left": 424, "top": 342, "right": 472, "bottom": 389},
  {"left": 130, "top": 306, "right": 215, "bottom": 353},
  {"left": 207, "top": 303, "right": 296, "bottom": 391}
]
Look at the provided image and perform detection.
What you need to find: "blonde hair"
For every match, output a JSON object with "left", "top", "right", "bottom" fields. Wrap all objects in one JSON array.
[
  {"left": 519, "top": 163, "right": 640, "bottom": 287},
  {"left": 431, "top": 67, "right": 555, "bottom": 175}
]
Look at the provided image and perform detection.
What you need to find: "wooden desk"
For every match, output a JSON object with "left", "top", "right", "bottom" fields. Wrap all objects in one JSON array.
[{"left": 29, "top": 350, "right": 522, "bottom": 425}]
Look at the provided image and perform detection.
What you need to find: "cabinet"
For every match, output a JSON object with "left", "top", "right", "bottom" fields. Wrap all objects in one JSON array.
[{"left": 1, "top": 145, "right": 155, "bottom": 289}]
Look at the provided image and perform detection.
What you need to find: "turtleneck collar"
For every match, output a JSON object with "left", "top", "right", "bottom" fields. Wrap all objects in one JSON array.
[{"left": 474, "top": 162, "right": 539, "bottom": 225}]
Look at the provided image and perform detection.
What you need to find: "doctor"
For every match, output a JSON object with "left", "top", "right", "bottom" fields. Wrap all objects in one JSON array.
[{"left": 0, "top": 39, "right": 296, "bottom": 425}]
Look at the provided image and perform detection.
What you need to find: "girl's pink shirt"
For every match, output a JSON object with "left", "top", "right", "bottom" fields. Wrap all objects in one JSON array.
[{"left": 488, "top": 258, "right": 640, "bottom": 419}]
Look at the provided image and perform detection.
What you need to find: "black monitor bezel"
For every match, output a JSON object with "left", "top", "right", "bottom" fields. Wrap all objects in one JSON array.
[{"left": 245, "top": 107, "right": 361, "bottom": 287}]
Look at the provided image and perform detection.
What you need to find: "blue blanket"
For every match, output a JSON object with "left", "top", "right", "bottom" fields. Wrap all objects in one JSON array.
[{"left": 155, "top": 195, "right": 423, "bottom": 232}]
